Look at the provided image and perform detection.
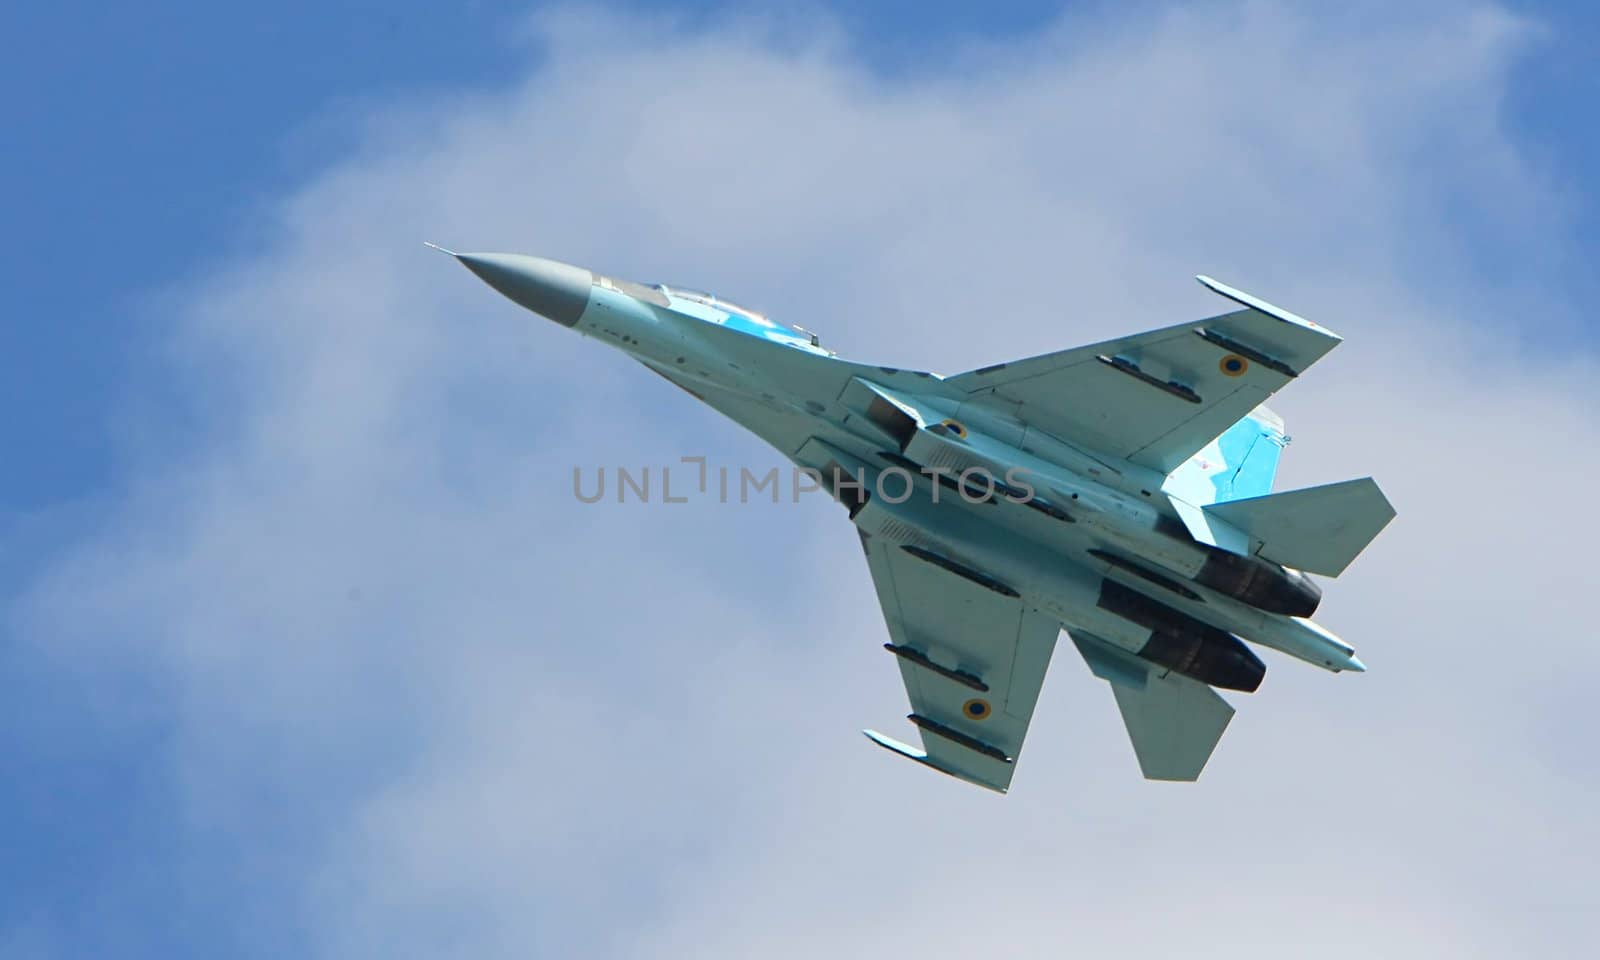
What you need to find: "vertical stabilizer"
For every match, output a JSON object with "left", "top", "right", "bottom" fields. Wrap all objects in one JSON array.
[{"left": 1163, "top": 406, "right": 1286, "bottom": 507}]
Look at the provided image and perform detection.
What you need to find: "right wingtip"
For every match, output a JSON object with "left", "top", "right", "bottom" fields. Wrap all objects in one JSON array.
[
  {"left": 1194, "top": 274, "right": 1341, "bottom": 340},
  {"left": 862, "top": 728, "right": 925, "bottom": 759}
]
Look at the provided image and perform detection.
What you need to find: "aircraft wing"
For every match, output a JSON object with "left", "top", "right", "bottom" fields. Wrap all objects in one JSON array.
[
  {"left": 858, "top": 532, "right": 1060, "bottom": 793},
  {"left": 1070, "top": 631, "right": 1234, "bottom": 780},
  {"left": 945, "top": 277, "right": 1342, "bottom": 474}
]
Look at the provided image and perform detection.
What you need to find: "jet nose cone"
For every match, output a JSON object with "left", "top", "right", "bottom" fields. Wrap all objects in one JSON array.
[{"left": 451, "top": 251, "right": 594, "bottom": 327}]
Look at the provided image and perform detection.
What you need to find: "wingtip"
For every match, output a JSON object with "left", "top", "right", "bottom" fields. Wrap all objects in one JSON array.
[
  {"left": 862, "top": 728, "right": 926, "bottom": 759},
  {"left": 423, "top": 241, "right": 458, "bottom": 257},
  {"left": 1194, "top": 274, "right": 1341, "bottom": 339}
]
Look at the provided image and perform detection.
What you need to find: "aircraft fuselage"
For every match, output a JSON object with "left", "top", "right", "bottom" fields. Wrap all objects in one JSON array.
[{"left": 446, "top": 250, "right": 1364, "bottom": 692}]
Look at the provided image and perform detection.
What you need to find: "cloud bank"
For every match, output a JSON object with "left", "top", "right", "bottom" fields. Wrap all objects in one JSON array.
[{"left": 9, "top": 3, "right": 1598, "bottom": 958}]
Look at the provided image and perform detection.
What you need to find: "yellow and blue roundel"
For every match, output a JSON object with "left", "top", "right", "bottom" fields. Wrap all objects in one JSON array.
[{"left": 962, "top": 698, "right": 992, "bottom": 721}]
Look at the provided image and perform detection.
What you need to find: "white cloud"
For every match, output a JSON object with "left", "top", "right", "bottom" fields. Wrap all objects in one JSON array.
[{"left": 13, "top": 2, "right": 1598, "bottom": 958}]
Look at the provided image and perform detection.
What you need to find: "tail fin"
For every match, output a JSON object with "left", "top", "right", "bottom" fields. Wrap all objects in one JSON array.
[
  {"left": 1164, "top": 406, "right": 1287, "bottom": 507},
  {"left": 1203, "top": 478, "right": 1396, "bottom": 577}
]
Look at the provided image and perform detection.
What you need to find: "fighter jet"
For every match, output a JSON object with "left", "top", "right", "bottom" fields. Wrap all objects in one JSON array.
[{"left": 437, "top": 245, "right": 1395, "bottom": 791}]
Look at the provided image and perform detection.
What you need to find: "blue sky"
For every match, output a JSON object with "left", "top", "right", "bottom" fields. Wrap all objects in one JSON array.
[
  {"left": 4, "top": 3, "right": 1599, "bottom": 958},
  {"left": 3, "top": 1, "right": 1597, "bottom": 512},
  {"left": 4, "top": 0, "right": 1598, "bottom": 517},
  {"left": 1, "top": 0, "right": 1074, "bottom": 509}
]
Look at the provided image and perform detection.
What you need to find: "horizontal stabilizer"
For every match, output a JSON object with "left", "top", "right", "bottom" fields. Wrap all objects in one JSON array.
[
  {"left": 1203, "top": 477, "right": 1396, "bottom": 577},
  {"left": 1113, "top": 672, "right": 1235, "bottom": 781},
  {"left": 1072, "top": 633, "right": 1234, "bottom": 781}
]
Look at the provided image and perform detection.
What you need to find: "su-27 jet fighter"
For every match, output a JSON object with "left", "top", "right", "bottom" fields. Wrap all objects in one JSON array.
[{"left": 435, "top": 244, "right": 1395, "bottom": 791}]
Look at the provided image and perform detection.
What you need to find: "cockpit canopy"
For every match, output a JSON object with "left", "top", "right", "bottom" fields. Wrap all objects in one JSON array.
[
  {"left": 646, "top": 283, "right": 827, "bottom": 352},
  {"left": 656, "top": 285, "right": 771, "bottom": 325}
]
